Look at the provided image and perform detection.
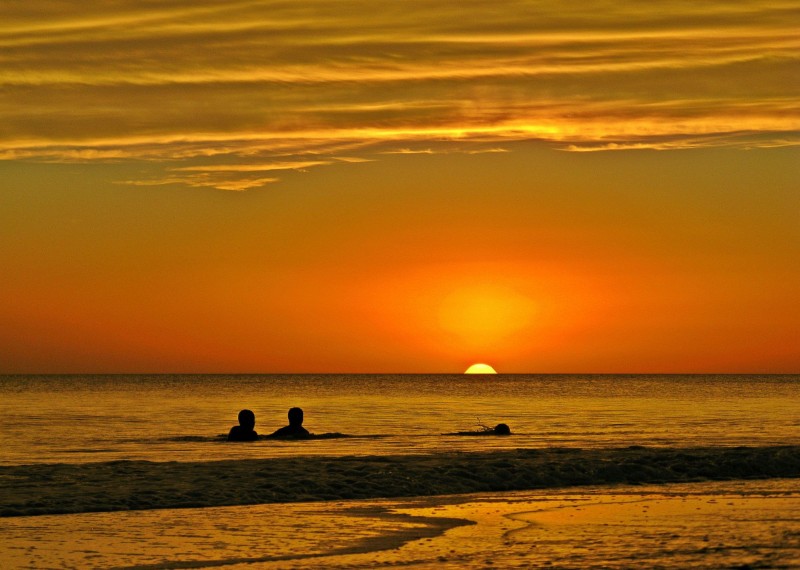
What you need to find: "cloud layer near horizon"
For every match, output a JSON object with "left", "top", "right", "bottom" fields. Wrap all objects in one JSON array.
[{"left": 2, "top": 0, "right": 798, "bottom": 189}]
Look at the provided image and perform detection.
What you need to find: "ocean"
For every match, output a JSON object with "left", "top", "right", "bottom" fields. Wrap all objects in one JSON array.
[
  {"left": 2, "top": 374, "right": 800, "bottom": 568},
  {"left": 2, "top": 374, "right": 798, "bottom": 466}
]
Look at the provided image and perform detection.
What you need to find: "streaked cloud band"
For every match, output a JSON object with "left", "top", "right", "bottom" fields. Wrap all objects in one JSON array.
[{"left": 1, "top": 0, "right": 798, "bottom": 189}]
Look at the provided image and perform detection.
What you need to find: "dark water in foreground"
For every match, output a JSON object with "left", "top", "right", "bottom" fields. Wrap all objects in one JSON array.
[{"left": 1, "top": 374, "right": 798, "bottom": 465}]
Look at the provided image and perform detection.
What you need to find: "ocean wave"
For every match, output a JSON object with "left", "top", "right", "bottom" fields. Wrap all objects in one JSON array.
[{"left": 1, "top": 445, "right": 798, "bottom": 517}]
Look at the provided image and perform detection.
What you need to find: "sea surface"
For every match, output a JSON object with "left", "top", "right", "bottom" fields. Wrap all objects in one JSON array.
[{"left": 2, "top": 374, "right": 798, "bottom": 466}]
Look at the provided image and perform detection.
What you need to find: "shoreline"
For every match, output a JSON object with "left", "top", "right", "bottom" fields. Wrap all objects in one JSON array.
[
  {"left": 2, "top": 445, "right": 799, "bottom": 517},
  {"left": 2, "top": 480, "right": 799, "bottom": 568}
]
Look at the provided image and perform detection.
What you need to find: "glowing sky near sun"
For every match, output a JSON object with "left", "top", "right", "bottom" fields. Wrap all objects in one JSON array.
[{"left": 0, "top": 1, "right": 798, "bottom": 372}]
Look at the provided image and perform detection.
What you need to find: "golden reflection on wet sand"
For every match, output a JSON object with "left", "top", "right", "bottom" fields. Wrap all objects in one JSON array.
[{"left": 1, "top": 480, "right": 798, "bottom": 569}]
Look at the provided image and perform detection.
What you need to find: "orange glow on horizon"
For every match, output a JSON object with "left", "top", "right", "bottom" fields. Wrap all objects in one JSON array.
[
  {"left": 350, "top": 260, "right": 612, "bottom": 372},
  {"left": 438, "top": 284, "right": 536, "bottom": 351}
]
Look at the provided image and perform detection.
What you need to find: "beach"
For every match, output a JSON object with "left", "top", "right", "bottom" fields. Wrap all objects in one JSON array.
[{"left": 2, "top": 479, "right": 799, "bottom": 569}]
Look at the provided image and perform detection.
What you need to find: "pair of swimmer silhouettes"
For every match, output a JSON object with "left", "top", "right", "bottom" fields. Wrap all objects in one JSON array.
[{"left": 227, "top": 407, "right": 308, "bottom": 441}]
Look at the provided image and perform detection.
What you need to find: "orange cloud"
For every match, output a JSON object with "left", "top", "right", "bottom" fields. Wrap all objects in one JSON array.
[{"left": 1, "top": 0, "right": 798, "bottom": 189}]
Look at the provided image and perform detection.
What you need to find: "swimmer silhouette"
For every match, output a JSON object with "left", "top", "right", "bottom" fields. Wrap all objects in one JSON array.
[
  {"left": 446, "top": 423, "right": 512, "bottom": 436},
  {"left": 227, "top": 409, "right": 258, "bottom": 441},
  {"left": 267, "top": 407, "right": 310, "bottom": 438}
]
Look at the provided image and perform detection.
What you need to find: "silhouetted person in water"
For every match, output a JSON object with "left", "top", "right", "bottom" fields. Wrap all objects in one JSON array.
[
  {"left": 268, "top": 407, "right": 310, "bottom": 438},
  {"left": 227, "top": 409, "right": 258, "bottom": 442},
  {"left": 446, "top": 422, "right": 512, "bottom": 436}
]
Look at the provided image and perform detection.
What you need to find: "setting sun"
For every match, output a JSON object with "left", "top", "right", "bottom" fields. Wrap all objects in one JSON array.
[{"left": 464, "top": 363, "right": 497, "bottom": 374}]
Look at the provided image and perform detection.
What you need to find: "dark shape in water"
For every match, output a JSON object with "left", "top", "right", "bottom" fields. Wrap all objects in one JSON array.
[
  {"left": 227, "top": 409, "right": 258, "bottom": 442},
  {"left": 267, "top": 407, "right": 311, "bottom": 438},
  {"left": 446, "top": 422, "right": 512, "bottom": 436}
]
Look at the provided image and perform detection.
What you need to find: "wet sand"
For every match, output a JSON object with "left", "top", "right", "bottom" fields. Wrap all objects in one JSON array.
[
  {"left": 2, "top": 445, "right": 799, "bottom": 517},
  {"left": 1, "top": 480, "right": 798, "bottom": 569}
]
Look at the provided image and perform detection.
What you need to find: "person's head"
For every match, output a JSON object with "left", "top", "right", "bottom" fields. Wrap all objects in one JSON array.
[
  {"left": 494, "top": 423, "right": 511, "bottom": 435},
  {"left": 238, "top": 409, "right": 256, "bottom": 430},
  {"left": 288, "top": 407, "right": 304, "bottom": 426}
]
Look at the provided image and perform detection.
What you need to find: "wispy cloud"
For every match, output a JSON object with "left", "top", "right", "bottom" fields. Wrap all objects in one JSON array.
[
  {"left": 117, "top": 175, "right": 279, "bottom": 192},
  {"left": 1, "top": 0, "right": 798, "bottom": 189},
  {"left": 172, "top": 161, "right": 332, "bottom": 173},
  {"left": 117, "top": 159, "right": 346, "bottom": 191}
]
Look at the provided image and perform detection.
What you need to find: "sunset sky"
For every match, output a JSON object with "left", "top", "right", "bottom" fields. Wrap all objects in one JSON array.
[{"left": 1, "top": 0, "right": 798, "bottom": 373}]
